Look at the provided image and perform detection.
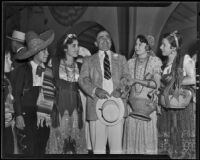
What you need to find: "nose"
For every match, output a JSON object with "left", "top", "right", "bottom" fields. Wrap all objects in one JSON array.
[
  {"left": 45, "top": 49, "right": 49, "bottom": 56},
  {"left": 160, "top": 45, "right": 163, "bottom": 50}
]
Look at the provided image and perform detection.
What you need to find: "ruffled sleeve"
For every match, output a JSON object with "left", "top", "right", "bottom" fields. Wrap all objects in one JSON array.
[{"left": 183, "top": 54, "right": 196, "bottom": 78}]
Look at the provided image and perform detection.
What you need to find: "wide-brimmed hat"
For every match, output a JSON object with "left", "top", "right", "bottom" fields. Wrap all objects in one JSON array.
[
  {"left": 15, "top": 29, "right": 55, "bottom": 60},
  {"left": 6, "top": 30, "right": 25, "bottom": 43},
  {"left": 96, "top": 97, "right": 125, "bottom": 126}
]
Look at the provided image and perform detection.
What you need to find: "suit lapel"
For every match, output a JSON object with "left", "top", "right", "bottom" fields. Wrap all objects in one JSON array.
[
  {"left": 92, "top": 53, "right": 103, "bottom": 80},
  {"left": 111, "top": 51, "right": 119, "bottom": 81}
]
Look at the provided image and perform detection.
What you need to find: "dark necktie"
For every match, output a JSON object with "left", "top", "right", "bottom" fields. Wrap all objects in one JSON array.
[
  {"left": 36, "top": 65, "right": 45, "bottom": 77},
  {"left": 103, "top": 51, "right": 111, "bottom": 80}
]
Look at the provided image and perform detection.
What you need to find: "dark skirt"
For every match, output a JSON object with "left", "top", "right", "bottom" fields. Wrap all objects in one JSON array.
[
  {"left": 56, "top": 79, "right": 82, "bottom": 117},
  {"left": 157, "top": 101, "right": 196, "bottom": 159}
]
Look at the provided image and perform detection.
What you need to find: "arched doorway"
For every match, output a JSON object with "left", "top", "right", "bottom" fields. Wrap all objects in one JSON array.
[
  {"left": 157, "top": 2, "right": 197, "bottom": 61},
  {"left": 57, "top": 21, "right": 116, "bottom": 55}
]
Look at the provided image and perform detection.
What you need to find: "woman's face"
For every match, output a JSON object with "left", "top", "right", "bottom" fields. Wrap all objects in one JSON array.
[
  {"left": 4, "top": 51, "right": 13, "bottom": 73},
  {"left": 135, "top": 38, "right": 147, "bottom": 55},
  {"left": 160, "top": 38, "right": 172, "bottom": 56},
  {"left": 64, "top": 39, "right": 79, "bottom": 58}
]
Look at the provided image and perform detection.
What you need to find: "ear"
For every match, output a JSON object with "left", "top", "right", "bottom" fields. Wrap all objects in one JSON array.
[
  {"left": 94, "top": 41, "right": 98, "bottom": 47},
  {"left": 64, "top": 48, "right": 68, "bottom": 52}
]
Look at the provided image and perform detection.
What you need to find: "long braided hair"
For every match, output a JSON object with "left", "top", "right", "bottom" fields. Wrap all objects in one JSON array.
[
  {"left": 166, "top": 30, "right": 184, "bottom": 90},
  {"left": 162, "top": 31, "right": 184, "bottom": 107}
]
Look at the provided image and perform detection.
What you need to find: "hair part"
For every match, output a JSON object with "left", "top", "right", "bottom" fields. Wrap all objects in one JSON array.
[{"left": 56, "top": 34, "right": 78, "bottom": 60}]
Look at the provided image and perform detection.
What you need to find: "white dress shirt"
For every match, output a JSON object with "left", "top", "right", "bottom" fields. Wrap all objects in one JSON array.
[
  {"left": 30, "top": 60, "right": 45, "bottom": 86},
  {"left": 98, "top": 50, "right": 114, "bottom": 95}
]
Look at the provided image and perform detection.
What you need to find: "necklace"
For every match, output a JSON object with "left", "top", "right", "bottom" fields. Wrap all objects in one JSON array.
[
  {"left": 64, "top": 59, "right": 76, "bottom": 81},
  {"left": 134, "top": 55, "right": 150, "bottom": 95}
]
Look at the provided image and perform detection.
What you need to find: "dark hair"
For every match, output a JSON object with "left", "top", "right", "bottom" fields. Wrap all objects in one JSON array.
[
  {"left": 136, "top": 35, "right": 151, "bottom": 51},
  {"left": 163, "top": 31, "right": 184, "bottom": 89},
  {"left": 56, "top": 33, "right": 78, "bottom": 60},
  {"left": 96, "top": 30, "right": 110, "bottom": 39}
]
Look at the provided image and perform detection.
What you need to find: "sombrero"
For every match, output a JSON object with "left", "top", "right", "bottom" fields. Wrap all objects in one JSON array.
[
  {"left": 6, "top": 30, "right": 25, "bottom": 43},
  {"left": 96, "top": 97, "right": 125, "bottom": 126},
  {"left": 15, "top": 29, "right": 55, "bottom": 60}
]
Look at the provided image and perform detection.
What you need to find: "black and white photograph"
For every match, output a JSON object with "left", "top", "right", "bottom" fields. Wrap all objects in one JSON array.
[{"left": 1, "top": 1, "right": 199, "bottom": 159}]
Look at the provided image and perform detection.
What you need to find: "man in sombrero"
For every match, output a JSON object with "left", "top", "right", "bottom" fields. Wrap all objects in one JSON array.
[
  {"left": 12, "top": 29, "right": 55, "bottom": 156},
  {"left": 78, "top": 30, "right": 130, "bottom": 154},
  {"left": 6, "top": 30, "right": 28, "bottom": 88}
]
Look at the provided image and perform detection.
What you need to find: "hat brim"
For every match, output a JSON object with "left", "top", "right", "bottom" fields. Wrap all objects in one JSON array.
[
  {"left": 96, "top": 97, "right": 125, "bottom": 126},
  {"left": 14, "top": 30, "right": 55, "bottom": 60},
  {"left": 6, "top": 36, "right": 25, "bottom": 43},
  {"left": 129, "top": 111, "right": 151, "bottom": 121}
]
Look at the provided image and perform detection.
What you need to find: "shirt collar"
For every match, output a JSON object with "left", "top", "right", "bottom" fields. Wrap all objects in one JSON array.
[
  {"left": 98, "top": 50, "right": 111, "bottom": 57},
  {"left": 30, "top": 60, "right": 45, "bottom": 69}
]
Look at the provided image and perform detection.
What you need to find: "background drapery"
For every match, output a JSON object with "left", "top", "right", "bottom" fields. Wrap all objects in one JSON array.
[{"left": 117, "top": 7, "right": 137, "bottom": 60}]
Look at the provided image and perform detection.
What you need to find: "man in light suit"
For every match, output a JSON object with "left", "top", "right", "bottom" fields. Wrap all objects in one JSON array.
[{"left": 78, "top": 30, "right": 130, "bottom": 154}]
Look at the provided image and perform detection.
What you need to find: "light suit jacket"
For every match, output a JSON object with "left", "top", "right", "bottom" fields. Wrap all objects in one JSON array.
[{"left": 78, "top": 51, "right": 130, "bottom": 121}]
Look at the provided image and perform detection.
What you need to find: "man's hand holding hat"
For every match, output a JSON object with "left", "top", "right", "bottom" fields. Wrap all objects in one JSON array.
[{"left": 95, "top": 88, "right": 110, "bottom": 99}]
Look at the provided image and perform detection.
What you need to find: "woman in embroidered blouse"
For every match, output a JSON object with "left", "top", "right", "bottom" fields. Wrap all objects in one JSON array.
[
  {"left": 123, "top": 35, "right": 162, "bottom": 154},
  {"left": 46, "top": 33, "right": 86, "bottom": 154},
  {"left": 157, "top": 31, "right": 196, "bottom": 159}
]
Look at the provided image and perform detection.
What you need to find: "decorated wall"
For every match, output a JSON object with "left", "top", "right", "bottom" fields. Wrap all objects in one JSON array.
[{"left": 5, "top": 2, "right": 198, "bottom": 59}]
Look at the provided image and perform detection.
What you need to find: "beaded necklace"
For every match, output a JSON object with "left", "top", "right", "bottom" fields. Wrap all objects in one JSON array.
[
  {"left": 134, "top": 55, "right": 150, "bottom": 95},
  {"left": 64, "top": 59, "right": 76, "bottom": 81}
]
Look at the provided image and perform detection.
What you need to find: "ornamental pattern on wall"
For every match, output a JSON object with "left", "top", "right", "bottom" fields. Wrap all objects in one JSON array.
[{"left": 48, "top": 6, "right": 88, "bottom": 27}]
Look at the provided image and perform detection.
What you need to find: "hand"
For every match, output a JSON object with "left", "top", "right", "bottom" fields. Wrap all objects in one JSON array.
[
  {"left": 95, "top": 88, "right": 110, "bottom": 99},
  {"left": 110, "top": 89, "right": 121, "bottom": 98},
  {"left": 165, "top": 75, "right": 172, "bottom": 83},
  {"left": 15, "top": 115, "right": 25, "bottom": 130},
  {"left": 127, "top": 78, "right": 137, "bottom": 86},
  {"left": 121, "top": 77, "right": 128, "bottom": 86}
]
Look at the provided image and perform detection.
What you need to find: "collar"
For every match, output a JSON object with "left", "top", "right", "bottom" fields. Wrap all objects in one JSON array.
[
  {"left": 98, "top": 50, "right": 111, "bottom": 57},
  {"left": 30, "top": 60, "right": 45, "bottom": 70}
]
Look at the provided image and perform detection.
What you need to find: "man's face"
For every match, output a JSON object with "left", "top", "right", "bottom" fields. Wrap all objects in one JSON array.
[
  {"left": 34, "top": 48, "right": 49, "bottom": 64},
  {"left": 95, "top": 31, "right": 112, "bottom": 51}
]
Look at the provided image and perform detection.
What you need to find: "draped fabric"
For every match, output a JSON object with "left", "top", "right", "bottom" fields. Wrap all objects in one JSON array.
[
  {"left": 117, "top": 7, "right": 137, "bottom": 59},
  {"left": 42, "top": 67, "right": 55, "bottom": 101},
  {"left": 37, "top": 66, "right": 55, "bottom": 115}
]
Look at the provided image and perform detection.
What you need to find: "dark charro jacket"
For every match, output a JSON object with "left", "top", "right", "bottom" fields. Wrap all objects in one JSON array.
[{"left": 13, "top": 62, "right": 40, "bottom": 116}]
